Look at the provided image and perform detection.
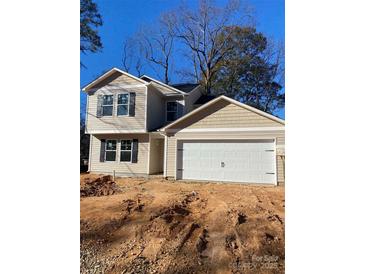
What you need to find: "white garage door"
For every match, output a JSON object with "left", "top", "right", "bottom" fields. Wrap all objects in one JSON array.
[{"left": 177, "top": 139, "right": 276, "bottom": 184}]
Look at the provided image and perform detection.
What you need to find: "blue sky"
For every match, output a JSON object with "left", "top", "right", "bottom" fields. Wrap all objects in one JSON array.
[{"left": 80, "top": 0, "right": 285, "bottom": 118}]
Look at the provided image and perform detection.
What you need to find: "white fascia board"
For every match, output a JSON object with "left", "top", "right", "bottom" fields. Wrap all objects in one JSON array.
[
  {"left": 146, "top": 79, "right": 187, "bottom": 95},
  {"left": 82, "top": 67, "right": 147, "bottom": 92},
  {"left": 158, "top": 96, "right": 223, "bottom": 131},
  {"left": 85, "top": 84, "right": 146, "bottom": 93},
  {"left": 86, "top": 129, "right": 147, "bottom": 134},
  {"left": 163, "top": 93, "right": 185, "bottom": 97},
  {"left": 159, "top": 95, "right": 285, "bottom": 131},
  {"left": 175, "top": 136, "right": 277, "bottom": 140},
  {"left": 222, "top": 96, "right": 285, "bottom": 124},
  {"left": 166, "top": 126, "right": 285, "bottom": 134}
]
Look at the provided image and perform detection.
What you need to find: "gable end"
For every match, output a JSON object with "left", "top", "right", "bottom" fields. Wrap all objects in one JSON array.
[{"left": 163, "top": 98, "right": 284, "bottom": 132}]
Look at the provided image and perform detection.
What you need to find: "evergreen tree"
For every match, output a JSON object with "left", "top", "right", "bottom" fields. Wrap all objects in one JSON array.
[
  {"left": 212, "top": 26, "right": 284, "bottom": 114},
  {"left": 80, "top": 0, "right": 103, "bottom": 56}
]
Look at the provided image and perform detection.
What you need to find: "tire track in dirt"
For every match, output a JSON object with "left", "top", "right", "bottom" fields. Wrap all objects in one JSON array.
[
  {"left": 81, "top": 175, "right": 285, "bottom": 274},
  {"left": 251, "top": 188, "right": 285, "bottom": 228},
  {"left": 140, "top": 191, "right": 211, "bottom": 273},
  {"left": 203, "top": 187, "right": 285, "bottom": 274}
]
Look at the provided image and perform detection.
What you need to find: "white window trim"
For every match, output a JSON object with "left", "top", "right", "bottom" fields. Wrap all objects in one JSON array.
[
  {"left": 102, "top": 95, "right": 114, "bottom": 116},
  {"left": 166, "top": 100, "right": 178, "bottom": 122},
  {"left": 104, "top": 139, "right": 117, "bottom": 162},
  {"left": 117, "top": 92, "right": 130, "bottom": 116},
  {"left": 119, "top": 139, "right": 133, "bottom": 163}
]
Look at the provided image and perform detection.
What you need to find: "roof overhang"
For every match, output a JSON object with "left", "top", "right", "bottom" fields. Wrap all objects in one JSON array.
[
  {"left": 159, "top": 95, "right": 285, "bottom": 132},
  {"left": 82, "top": 67, "right": 148, "bottom": 92},
  {"left": 140, "top": 75, "right": 188, "bottom": 95}
]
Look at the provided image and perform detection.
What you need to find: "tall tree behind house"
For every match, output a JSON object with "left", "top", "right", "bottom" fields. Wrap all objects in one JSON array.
[
  {"left": 164, "top": 0, "right": 252, "bottom": 94},
  {"left": 212, "top": 26, "right": 284, "bottom": 114},
  {"left": 80, "top": 0, "right": 103, "bottom": 166},
  {"left": 80, "top": 0, "right": 103, "bottom": 57}
]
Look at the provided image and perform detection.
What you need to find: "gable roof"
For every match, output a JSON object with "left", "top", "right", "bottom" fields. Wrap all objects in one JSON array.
[
  {"left": 171, "top": 83, "right": 200, "bottom": 93},
  {"left": 140, "top": 75, "right": 187, "bottom": 95},
  {"left": 82, "top": 67, "right": 148, "bottom": 92},
  {"left": 159, "top": 95, "right": 285, "bottom": 131}
]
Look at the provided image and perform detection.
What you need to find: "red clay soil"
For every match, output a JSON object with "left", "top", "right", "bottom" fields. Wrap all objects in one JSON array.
[
  {"left": 80, "top": 174, "right": 285, "bottom": 274},
  {"left": 80, "top": 175, "right": 120, "bottom": 197}
]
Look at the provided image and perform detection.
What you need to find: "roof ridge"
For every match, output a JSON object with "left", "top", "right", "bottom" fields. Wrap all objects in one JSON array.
[{"left": 171, "top": 82, "right": 199, "bottom": 86}]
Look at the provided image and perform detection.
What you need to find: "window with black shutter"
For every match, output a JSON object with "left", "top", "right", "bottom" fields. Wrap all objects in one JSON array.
[
  {"left": 132, "top": 139, "right": 138, "bottom": 163},
  {"left": 117, "top": 93, "right": 129, "bottom": 116},
  {"left": 104, "top": 140, "right": 117, "bottom": 161},
  {"left": 120, "top": 140, "right": 132, "bottom": 162},
  {"left": 101, "top": 95, "right": 114, "bottom": 116}
]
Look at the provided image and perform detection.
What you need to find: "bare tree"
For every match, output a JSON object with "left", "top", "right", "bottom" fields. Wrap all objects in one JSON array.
[
  {"left": 264, "top": 39, "right": 285, "bottom": 88},
  {"left": 164, "top": 0, "right": 252, "bottom": 94},
  {"left": 176, "top": 50, "right": 201, "bottom": 83},
  {"left": 121, "top": 36, "right": 144, "bottom": 77},
  {"left": 137, "top": 19, "right": 174, "bottom": 84}
]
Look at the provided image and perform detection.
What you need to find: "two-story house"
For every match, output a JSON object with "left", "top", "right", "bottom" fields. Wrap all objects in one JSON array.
[{"left": 82, "top": 68, "right": 285, "bottom": 185}]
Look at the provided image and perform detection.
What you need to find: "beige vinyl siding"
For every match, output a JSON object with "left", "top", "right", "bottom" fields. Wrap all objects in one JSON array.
[
  {"left": 86, "top": 73, "right": 147, "bottom": 133},
  {"left": 166, "top": 137, "right": 177, "bottom": 177},
  {"left": 146, "top": 86, "right": 187, "bottom": 130},
  {"left": 164, "top": 99, "right": 285, "bottom": 183},
  {"left": 92, "top": 72, "right": 144, "bottom": 89},
  {"left": 150, "top": 82, "right": 180, "bottom": 95},
  {"left": 146, "top": 85, "right": 166, "bottom": 131},
  {"left": 172, "top": 100, "right": 283, "bottom": 130},
  {"left": 89, "top": 134, "right": 149, "bottom": 176},
  {"left": 184, "top": 87, "right": 202, "bottom": 113},
  {"left": 148, "top": 138, "right": 164, "bottom": 174},
  {"left": 277, "top": 155, "right": 285, "bottom": 183}
]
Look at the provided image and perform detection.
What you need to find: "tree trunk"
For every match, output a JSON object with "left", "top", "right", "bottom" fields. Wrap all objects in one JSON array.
[{"left": 164, "top": 65, "right": 169, "bottom": 84}]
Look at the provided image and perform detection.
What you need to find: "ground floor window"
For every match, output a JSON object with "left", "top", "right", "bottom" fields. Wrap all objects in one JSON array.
[
  {"left": 120, "top": 140, "right": 132, "bottom": 162},
  {"left": 105, "top": 140, "right": 117, "bottom": 161}
]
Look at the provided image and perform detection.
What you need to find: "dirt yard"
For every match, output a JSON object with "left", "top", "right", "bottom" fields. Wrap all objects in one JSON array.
[{"left": 80, "top": 174, "right": 285, "bottom": 274}]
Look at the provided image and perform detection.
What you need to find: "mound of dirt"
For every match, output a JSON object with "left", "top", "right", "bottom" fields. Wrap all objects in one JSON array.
[{"left": 80, "top": 175, "right": 119, "bottom": 197}]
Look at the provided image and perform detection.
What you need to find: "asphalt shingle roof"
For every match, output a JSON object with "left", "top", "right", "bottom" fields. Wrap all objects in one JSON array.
[
  {"left": 171, "top": 83, "right": 200, "bottom": 93},
  {"left": 194, "top": 94, "right": 216, "bottom": 104}
]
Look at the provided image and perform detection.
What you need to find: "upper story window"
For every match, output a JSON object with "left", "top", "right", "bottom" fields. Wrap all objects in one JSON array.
[
  {"left": 97, "top": 92, "right": 135, "bottom": 118},
  {"left": 117, "top": 93, "right": 129, "bottom": 116},
  {"left": 166, "top": 101, "right": 178, "bottom": 122},
  {"left": 102, "top": 95, "right": 114, "bottom": 116},
  {"left": 105, "top": 140, "right": 117, "bottom": 161}
]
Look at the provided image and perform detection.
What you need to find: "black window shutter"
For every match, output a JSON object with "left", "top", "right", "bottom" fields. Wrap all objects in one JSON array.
[
  {"left": 100, "top": 139, "right": 106, "bottom": 162},
  {"left": 129, "top": 92, "right": 136, "bottom": 116},
  {"left": 132, "top": 139, "right": 138, "bottom": 163},
  {"left": 96, "top": 95, "right": 103, "bottom": 117}
]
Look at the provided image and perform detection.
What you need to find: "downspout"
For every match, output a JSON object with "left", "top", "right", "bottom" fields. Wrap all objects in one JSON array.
[
  {"left": 85, "top": 91, "right": 91, "bottom": 172},
  {"left": 88, "top": 134, "right": 93, "bottom": 172},
  {"left": 164, "top": 135, "right": 168, "bottom": 179}
]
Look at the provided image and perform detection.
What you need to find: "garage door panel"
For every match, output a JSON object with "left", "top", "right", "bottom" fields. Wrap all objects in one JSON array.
[{"left": 179, "top": 139, "right": 276, "bottom": 184}]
